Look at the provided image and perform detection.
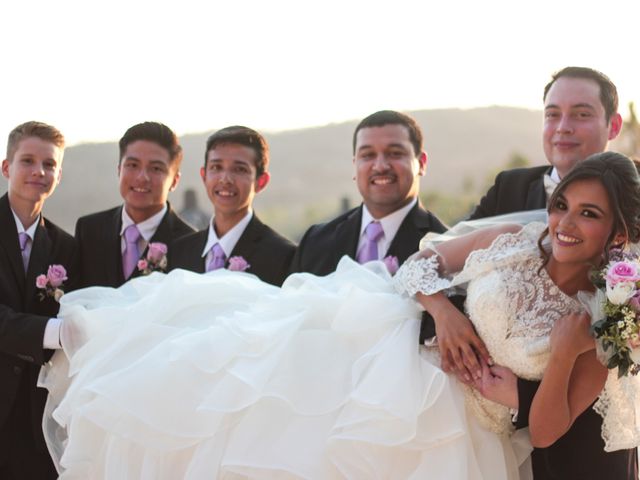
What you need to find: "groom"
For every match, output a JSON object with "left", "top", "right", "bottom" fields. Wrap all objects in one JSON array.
[
  {"left": 469, "top": 66, "right": 622, "bottom": 218},
  {"left": 290, "top": 110, "right": 446, "bottom": 275},
  {"left": 75, "top": 122, "right": 194, "bottom": 288},
  {"left": 428, "top": 66, "right": 623, "bottom": 376}
]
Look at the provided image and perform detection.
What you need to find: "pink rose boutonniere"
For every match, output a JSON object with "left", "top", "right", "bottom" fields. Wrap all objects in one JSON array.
[
  {"left": 36, "top": 264, "right": 68, "bottom": 302},
  {"left": 227, "top": 256, "right": 250, "bottom": 272},
  {"left": 383, "top": 255, "right": 399, "bottom": 275},
  {"left": 137, "top": 242, "right": 168, "bottom": 275}
]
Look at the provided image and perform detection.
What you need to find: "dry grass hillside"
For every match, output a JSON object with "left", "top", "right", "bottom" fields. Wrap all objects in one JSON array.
[{"left": 1, "top": 106, "right": 545, "bottom": 239}]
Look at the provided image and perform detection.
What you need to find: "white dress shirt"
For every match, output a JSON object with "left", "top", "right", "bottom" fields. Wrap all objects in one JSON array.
[
  {"left": 120, "top": 204, "right": 168, "bottom": 254},
  {"left": 202, "top": 210, "right": 253, "bottom": 269}
]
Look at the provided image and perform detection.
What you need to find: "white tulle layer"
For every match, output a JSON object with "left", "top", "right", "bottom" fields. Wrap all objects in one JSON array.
[{"left": 40, "top": 258, "right": 526, "bottom": 479}]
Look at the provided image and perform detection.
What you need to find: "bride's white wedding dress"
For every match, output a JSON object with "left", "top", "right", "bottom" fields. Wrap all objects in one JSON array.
[{"left": 41, "top": 222, "right": 586, "bottom": 479}]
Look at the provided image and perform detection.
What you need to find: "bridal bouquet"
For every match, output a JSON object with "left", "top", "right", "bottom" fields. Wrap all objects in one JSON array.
[{"left": 590, "top": 250, "right": 640, "bottom": 377}]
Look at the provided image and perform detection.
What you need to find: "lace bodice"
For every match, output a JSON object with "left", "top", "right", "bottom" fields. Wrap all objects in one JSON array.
[
  {"left": 395, "top": 223, "right": 582, "bottom": 434},
  {"left": 395, "top": 222, "right": 640, "bottom": 448}
]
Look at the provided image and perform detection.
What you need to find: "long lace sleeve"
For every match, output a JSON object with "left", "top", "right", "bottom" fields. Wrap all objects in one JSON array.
[
  {"left": 393, "top": 221, "right": 545, "bottom": 300},
  {"left": 393, "top": 254, "right": 452, "bottom": 297}
]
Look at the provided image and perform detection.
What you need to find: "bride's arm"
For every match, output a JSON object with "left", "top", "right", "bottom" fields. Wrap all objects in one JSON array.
[
  {"left": 529, "top": 312, "right": 607, "bottom": 447},
  {"left": 402, "top": 224, "right": 522, "bottom": 380}
]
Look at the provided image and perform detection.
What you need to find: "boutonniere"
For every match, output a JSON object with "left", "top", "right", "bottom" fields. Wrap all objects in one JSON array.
[
  {"left": 36, "top": 265, "right": 68, "bottom": 302},
  {"left": 383, "top": 255, "right": 399, "bottom": 275},
  {"left": 137, "top": 242, "right": 168, "bottom": 275},
  {"left": 227, "top": 256, "right": 250, "bottom": 272}
]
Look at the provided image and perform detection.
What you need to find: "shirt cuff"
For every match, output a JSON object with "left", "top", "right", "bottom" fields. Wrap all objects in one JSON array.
[{"left": 43, "top": 318, "right": 62, "bottom": 349}]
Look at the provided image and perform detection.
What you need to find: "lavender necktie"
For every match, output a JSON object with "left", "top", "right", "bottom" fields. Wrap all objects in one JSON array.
[
  {"left": 207, "top": 243, "right": 226, "bottom": 272},
  {"left": 122, "top": 224, "right": 141, "bottom": 279},
  {"left": 18, "top": 232, "right": 30, "bottom": 272},
  {"left": 357, "top": 221, "right": 384, "bottom": 264}
]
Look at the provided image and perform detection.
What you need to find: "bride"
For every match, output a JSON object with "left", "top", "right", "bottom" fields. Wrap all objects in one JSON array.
[{"left": 40, "top": 152, "right": 640, "bottom": 479}]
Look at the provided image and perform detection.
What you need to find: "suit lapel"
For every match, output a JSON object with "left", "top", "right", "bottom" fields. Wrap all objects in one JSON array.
[
  {"left": 333, "top": 207, "right": 362, "bottom": 265},
  {"left": 386, "top": 204, "right": 432, "bottom": 264},
  {"left": 149, "top": 206, "right": 174, "bottom": 246},
  {"left": 525, "top": 176, "right": 547, "bottom": 210},
  {"left": 185, "top": 231, "right": 208, "bottom": 273},
  {"left": 25, "top": 217, "right": 53, "bottom": 310},
  {"left": 0, "top": 194, "right": 26, "bottom": 291},
  {"left": 228, "top": 215, "right": 263, "bottom": 266}
]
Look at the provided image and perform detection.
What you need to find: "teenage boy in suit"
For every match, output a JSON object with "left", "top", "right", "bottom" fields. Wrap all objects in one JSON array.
[
  {"left": 290, "top": 110, "right": 446, "bottom": 276},
  {"left": 0, "top": 121, "right": 75, "bottom": 479},
  {"left": 169, "top": 126, "right": 295, "bottom": 286},
  {"left": 75, "top": 122, "right": 194, "bottom": 288}
]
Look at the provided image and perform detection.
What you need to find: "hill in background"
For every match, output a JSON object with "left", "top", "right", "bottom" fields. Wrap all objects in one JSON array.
[{"left": 0, "top": 106, "right": 545, "bottom": 239}]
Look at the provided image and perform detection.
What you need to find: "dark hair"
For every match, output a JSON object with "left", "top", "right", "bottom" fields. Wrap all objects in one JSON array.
[
  {"left": 352, "top": 110, "right": 423, "bottom": 157},
  {"left": 118, "top": 122, "right": 183, "bottom": 167},
  {"left": 538, "top": 152, "right": 640, "bottom": 265},
  {"left": 543, "top": 66, "right": 618, "bottom": 123},
  {"left": 6, "top": 121, "right": 65, "bottom": 161},
  {"left": 204, "top": 126, "right": 269, "bottom": 176}
]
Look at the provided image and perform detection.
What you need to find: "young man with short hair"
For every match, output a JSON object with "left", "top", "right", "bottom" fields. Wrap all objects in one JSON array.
[
  {"left": 75, "top": 122, "right": 194, "bottom": 288},
  {"left": 170, "top": 126, "right": 295, "bottom": 286},
  {"left": 0, "top": 121, "right": 75, "bottom": 479}
]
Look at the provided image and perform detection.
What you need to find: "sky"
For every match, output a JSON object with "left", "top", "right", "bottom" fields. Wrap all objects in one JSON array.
[{"left": 1, "top": 0, "right": 638, "bottom": 153}]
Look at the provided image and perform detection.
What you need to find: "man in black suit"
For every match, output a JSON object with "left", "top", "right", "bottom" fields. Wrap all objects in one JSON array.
[
  {"left": 469, "top": 66, "right": 622, "bottom": 219},
  {"left": 75, "top": 122, "right": 194, "bottom": 288},
  {"left": 0, "top": 122, "right": 76, "bottom": 479},
  {"left": 290, "top": 110, "right": 446, "bottom": 275},
  {"left": 170, "top": 126, "right": 295, "bottom": 286},
  {"left": 428, "top": 68, "right": 636, "bottom": 478},
  {"left": 429, "top": 67, "right": 624, "bottom": 376}
]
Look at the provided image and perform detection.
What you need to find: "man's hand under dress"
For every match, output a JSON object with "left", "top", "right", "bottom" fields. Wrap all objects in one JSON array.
[{"left": 472, "top": 362, "right": 518, "bottom": 409}]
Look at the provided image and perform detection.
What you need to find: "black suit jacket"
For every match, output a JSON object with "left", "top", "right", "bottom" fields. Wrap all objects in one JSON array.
[
  {"left": 169, "top": 214, "right": 296, "bottom": 286},
  {"left": 467, "top": 165, "right": 549, "bottom": 220},
  {"left": 75, "top": 203, "right": 194, "bottom": 288},
  {"left": 0, "top": 193, "right": 76, "bottom": 460},
  {"left": 290, "top": 202, "right": 447, "bottom": 277}
]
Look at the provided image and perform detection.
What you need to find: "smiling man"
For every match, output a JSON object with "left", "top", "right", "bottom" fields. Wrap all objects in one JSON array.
[
  {"left": 290, "top": 110, "right": 446, "bottom": 276},
  {"left": 169, "top": 126, "right": 295, "bottom": 286},
  {"left": 75, "top": 122, "right": 194, "bottom": 288},
  {"left": 0, "top": 121, "right": 75, "bottom": 479},
  {"left": 468, "top": 66, "right": 622, "bottom": 219}
]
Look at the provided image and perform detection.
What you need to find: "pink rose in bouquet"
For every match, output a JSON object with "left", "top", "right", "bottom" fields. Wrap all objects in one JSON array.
[
  {"left": 606, "top": 261, "right": 640, "bottom": 286},
  {"left": 47, "top": 264, "right": 68, "bottom": 288},
  {"left": 228, "top": 256, "right": 250, "bottom": 272},
  {"left": 137, "top": 259, "right": 149, "bottom": 271}
]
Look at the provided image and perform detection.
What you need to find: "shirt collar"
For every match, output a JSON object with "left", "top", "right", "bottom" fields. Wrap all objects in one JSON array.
[
  {"left": 202, "top": 209, "right": 253, "bottom": 258},
  {"left": 360, "top": 198, "right": 417, "bottom": 239},
  {"left": 10, "top": 208, "right": 39, "bottom": 239},
  {"left": 549, "top": 167, "right": 561, "bottom": 184},
  {"left": 120, "top": 204, "right": 168, "bottom": 242}
]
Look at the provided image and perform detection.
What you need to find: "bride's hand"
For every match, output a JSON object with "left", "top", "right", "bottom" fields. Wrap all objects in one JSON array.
[
  {"left": 420, "top": 293, "right": 491, "bottom": 381},
  {"left": 472, "top": 362, "right": 518, "bottom": 409},
  {"left": 550, "top": 312, "right": 595, "bottom": 359}
]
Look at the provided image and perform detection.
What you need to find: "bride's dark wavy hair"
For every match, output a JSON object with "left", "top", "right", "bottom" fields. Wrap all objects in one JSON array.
[{"left": 538, "top": 151, "right": 640, "bottom": 266}]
